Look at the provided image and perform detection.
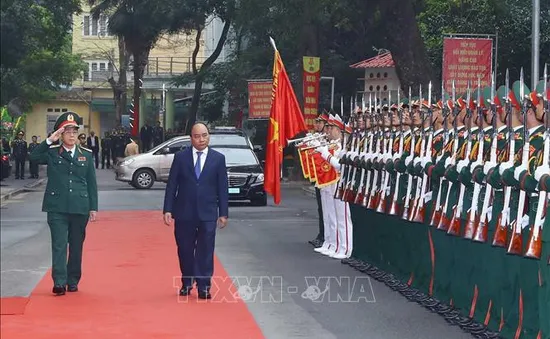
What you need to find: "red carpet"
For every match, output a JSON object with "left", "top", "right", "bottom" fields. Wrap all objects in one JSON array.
[{"left": 0, "top": 211, "right": 264, "bottom": 339}]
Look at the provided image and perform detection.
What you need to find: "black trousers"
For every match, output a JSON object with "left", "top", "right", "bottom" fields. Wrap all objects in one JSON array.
[
  {"left": 101, "top": 150, "right": 111, "bottom": 169},
  {"left": 315, "top": 187, "right": 324, "bottom": 241},
  {"left": 92, "top": 151, "right": 99, "bottom": 168},
  {"left": 29, "top": 160, "right": 39, "bottom": 177},
  {"left": 14, "top": 158, "right": 25, "bottom": 178}
]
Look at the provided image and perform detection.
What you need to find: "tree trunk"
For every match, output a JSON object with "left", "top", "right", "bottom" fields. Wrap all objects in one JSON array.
[
  {"left": 108, "top": 37, "right": 130, "bottom": 127},
  {"left": 129, "top": 46, "right": 150, "bottom": 136},
  {"left": 186, "top": 18, "right": 232, "bottom": 134},
  {"left": 377, "top": 0, "right": 438, "bottom": 94}
]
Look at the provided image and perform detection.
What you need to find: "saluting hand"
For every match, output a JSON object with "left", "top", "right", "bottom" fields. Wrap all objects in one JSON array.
[{"left": 47, "top": 127, "right": 65, "bottom": 143}]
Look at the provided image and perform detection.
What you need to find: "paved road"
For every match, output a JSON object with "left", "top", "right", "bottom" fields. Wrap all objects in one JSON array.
[{"left": 0, "top": 169, "right": 473, "bottom": 339}]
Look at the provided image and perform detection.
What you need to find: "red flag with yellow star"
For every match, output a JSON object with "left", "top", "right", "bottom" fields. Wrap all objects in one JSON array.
[{"left": 264, "top": 41, "right": 307, "bottom": 204}]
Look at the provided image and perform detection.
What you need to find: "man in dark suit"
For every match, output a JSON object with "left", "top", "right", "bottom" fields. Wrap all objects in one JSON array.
[
  {"left": 163, "top": 122, "right": 229, "bottom": 299},
  {"left": 86, "top": 131, "right": 100, "bottom": 168}
]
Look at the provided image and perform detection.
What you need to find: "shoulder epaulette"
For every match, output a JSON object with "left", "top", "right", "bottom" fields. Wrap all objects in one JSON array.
[
  {"left": 49, "top": 144, "right": 61, "bottom": 148},
  {"left": 79, "top": 146, "right": 92, "bottom": 153}
]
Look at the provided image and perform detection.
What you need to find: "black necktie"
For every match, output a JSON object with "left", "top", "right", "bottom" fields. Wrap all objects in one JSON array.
[{"left": 68, "top": 150, "right": 72, "bottom": 158}]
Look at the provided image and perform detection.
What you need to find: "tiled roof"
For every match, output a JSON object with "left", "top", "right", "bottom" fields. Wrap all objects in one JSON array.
[{"left": 350, "top": 52, "right": 395, "bottom": 69}]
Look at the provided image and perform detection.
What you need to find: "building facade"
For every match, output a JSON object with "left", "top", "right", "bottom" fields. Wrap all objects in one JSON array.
[
  {"left": 24, "top": 2, "right": 219, "bottom": 141},
  {"left": 350, "top": 51, "right": 402, "bottom": 106}
]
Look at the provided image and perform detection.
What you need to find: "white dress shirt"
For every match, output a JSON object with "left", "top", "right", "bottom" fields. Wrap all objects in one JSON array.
[
  {"left": 192, "top": 146, "right": 208, "bottom": 173},
  {"left": 63, "top": 145, "right": 76, "bottom": 157}
]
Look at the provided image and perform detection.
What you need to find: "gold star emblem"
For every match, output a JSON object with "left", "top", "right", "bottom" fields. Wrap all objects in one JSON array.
[{"left": 269, "top": 117, "right": 279, "bottom": 144}]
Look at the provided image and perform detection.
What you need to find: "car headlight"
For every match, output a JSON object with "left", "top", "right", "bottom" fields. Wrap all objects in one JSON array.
[
  {"left": 120, "top": 158, "right": 135, "bottom": 166},
  {"left": 255, "top": 173, "right": 264, "bottom": 183}
]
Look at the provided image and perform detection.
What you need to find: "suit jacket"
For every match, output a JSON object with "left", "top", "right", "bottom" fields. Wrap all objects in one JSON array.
[
  {"left": 87, "top": 136, "right": 100, "bottom": 153},
  {"left": 29, "top": 140, "right": 98, "bottom": 215},
  {"left": 163, "top": 147, "right": 229, "bottom": 221}
]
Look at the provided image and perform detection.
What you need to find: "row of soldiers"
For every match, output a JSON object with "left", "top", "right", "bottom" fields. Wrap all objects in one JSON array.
[{"left": 296, "top": 68, "right": 549, "bottom": 338}]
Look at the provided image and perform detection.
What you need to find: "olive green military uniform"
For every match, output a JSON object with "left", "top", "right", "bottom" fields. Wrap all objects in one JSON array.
[{"left": 29, "top": 112, "right": 98, "bottom": 290}]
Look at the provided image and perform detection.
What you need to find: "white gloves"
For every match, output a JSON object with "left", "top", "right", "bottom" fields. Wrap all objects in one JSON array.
[
  {"left": 483, "top": 161, "right": 497, "bottom": 175},
  {"left": 513, "top": 164, "right": 528, "bottom": 181},
  {"left": 456, "top": 159, "right": 469, "bottom": 173},
  {"left": 499, "top": 162, "right": 513, "bottom": 175},
  {"left": 534, "top": 165, "right": 550, "bottom": 181}
]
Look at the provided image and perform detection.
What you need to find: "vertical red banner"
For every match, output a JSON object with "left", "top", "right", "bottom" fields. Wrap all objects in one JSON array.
[
  {"left": 442, "top": 37, "right": 493, "bottom": 94},
  {"left": 303, "top": 56, "right": 320, "bottom": 131}
]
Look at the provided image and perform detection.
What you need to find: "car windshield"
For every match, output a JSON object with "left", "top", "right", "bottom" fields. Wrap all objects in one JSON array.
[
  {"left": 213, "top": 147, "right": 258, "bottom": 166},
  {"left": 209, "top": 134, "right": 249, "bottom": 147}
]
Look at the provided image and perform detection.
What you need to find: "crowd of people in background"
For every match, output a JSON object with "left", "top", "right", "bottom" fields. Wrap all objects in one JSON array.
[{"left": 0, "top": 120, "right": 187, "bottom": 180}]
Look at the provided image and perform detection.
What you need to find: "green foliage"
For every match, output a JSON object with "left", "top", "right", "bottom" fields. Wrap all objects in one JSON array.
[{"left": 0, "top": 0, "right": 85, "bottom": 109}]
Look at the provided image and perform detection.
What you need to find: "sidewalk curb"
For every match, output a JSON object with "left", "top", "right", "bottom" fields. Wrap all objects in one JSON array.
[{"left": 1, "top": 178, "right": 47, "bottom": 203}]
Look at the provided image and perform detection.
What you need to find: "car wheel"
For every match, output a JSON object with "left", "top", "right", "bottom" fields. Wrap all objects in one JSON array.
[
  {"left": 251, "top": 196, "right": 267, "bottom": 206},
  {"left": 132, "top": 169, "right": 155, "bottom": 189}
]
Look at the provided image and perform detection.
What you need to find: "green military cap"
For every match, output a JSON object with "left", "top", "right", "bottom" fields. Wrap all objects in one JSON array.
[
  {"left": 510, "top": 80, "right": 530, "bottom": 110},
  {"left": 495, "top": 86, "right": 508, "bottom": 107},
  {"left": 399, "top": 98, "right": 410, "bottom": 108},
  {"left": 53, "top": 112, "right": 83, "bottom": 131},
  {"left": 528, "top": 79, "right": 548, "bottom": 105}
]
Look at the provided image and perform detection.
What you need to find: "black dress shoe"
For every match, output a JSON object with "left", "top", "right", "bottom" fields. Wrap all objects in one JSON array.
[
  {"left": 198, "top": 291, "right": 211, "bottom": 299},
  {"left": 52, "top": 285, "right": 66, "bottom": 295},
  {"left": 67, "top": 285, "right": 78, "bottom": 292},
  {"left": 179, "top": 287, "right": 192, "bottom": 296}
]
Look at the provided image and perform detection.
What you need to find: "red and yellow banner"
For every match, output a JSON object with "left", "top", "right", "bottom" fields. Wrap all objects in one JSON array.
[
  {"left": 248, "top": 81, "right": 272, "bottom": 119},
  {"left": 311, "top": 151, "right": 339, "bottom": 188},
  {"left": 303, "top": 56, "right": 320, "bottom": 131},
  {"left": 442, "top": 37, "right": 493, "bottom": 94}
]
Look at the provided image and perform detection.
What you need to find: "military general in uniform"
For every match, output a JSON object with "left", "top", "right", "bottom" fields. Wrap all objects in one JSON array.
[{"left": 29, "top": 112, "right": 98, "bottom": 295}]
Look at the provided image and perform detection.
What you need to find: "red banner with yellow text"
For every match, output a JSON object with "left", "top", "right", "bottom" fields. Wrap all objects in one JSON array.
[
  {"left": 248, "top": 81, "right": 272, "bottom": 119},
  {"left": 303, "top": 56, "right": 321, "bottom": 131},
  {"left": 442, "top": 38, "right": 493, "bottom": 94}
]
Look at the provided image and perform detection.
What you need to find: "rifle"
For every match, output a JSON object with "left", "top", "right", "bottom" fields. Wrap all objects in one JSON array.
[
  {"left": 353, "top": 95, "right": 368, "bottom": 205},
  {"left": 376, "top": 91, "right": 394, "bottom": 213},
  {"left": 524, "top": 63, "right": 549, "bottom": 259},
  {"left": 367, "top": 94, "right": 383, "bottom": 209},
  {"left": 437, "top": 80, "right": 459, "bottom": 231},
  {"left": 412, "top": 82, "right": 433, "bottom": 223},
  {"left": 402, "top": 87, "right": 416, "bottom": 220},
  {"left": 388, "top": 89, "right": 404, "bottom": 216},
  {"left": 473, "top": 72, "right": 497, "bottom": 242},
  {"left": 448, "top": 81, "right": 473, "bottom": 236},
  {"left": 465, "top": 77, "right": 485, "bottom": 239},
  {"left": 492, "top": 69, "right": 513, "bottom": 247},
  {"left": 334, "top": 98, "right": 351, "bottom": 200},
  {"left": 409, "top": 85, "right": 425, "bottom": 221},
  {"left": 361, "top": 95, "right": 376, "bottom": 207},
  {"left": 507, "top": 68, "right": 528, "bottom": 255},
  {"left": 430, "top": 84, "right": 449, "bottom": 226}
]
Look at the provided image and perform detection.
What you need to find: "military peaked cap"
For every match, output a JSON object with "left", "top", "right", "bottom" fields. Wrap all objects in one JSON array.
[{"left": 54, "top": 112, "right": 83, "bottom": 131}]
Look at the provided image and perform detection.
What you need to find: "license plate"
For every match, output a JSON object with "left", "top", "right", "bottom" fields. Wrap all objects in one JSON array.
[{"left": 228, "top": 188, "right": 240, "bottom": 194}]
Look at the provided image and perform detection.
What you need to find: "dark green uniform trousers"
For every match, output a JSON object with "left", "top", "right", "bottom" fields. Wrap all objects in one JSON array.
[{"left": 47, "top": 212, "right": 89, "bottom": 286}]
